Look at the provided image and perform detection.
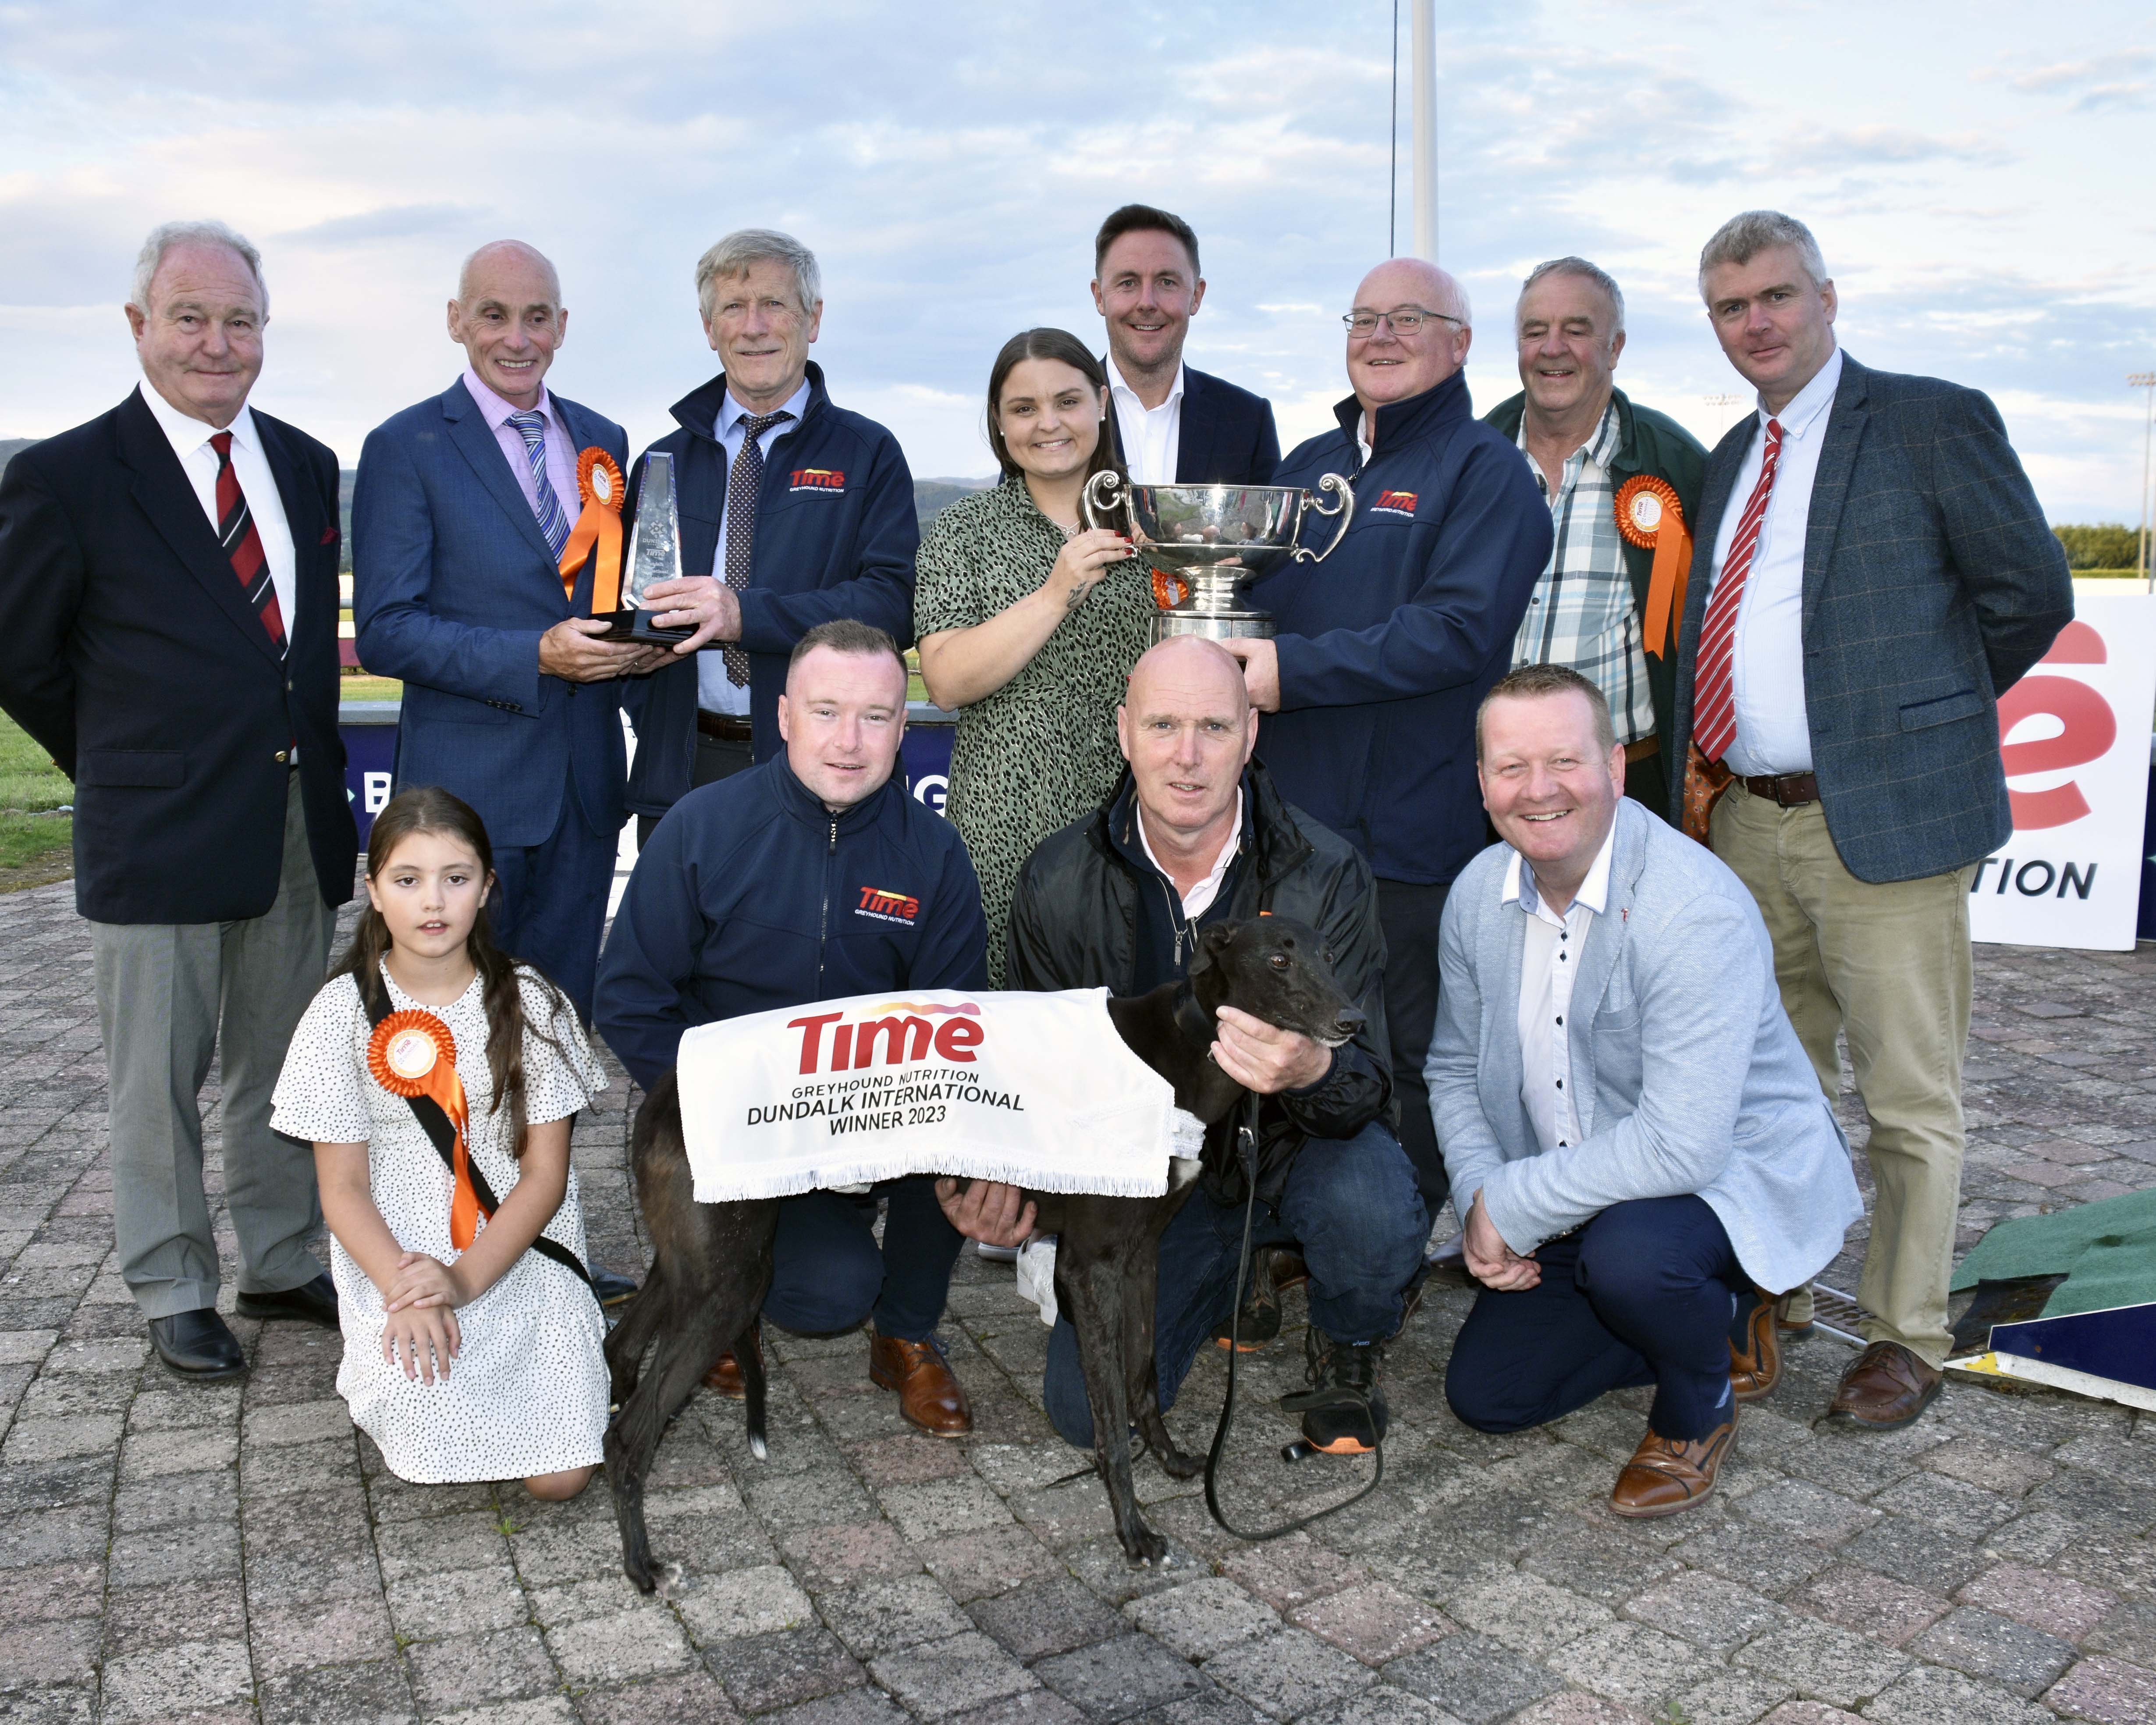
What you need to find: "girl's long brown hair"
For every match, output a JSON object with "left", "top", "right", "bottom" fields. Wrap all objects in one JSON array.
[{"left": 333, "top": 786, "right": 570, "bottom": 1157}]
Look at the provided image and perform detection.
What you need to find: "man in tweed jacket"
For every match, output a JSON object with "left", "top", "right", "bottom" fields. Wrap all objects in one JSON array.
[{"left": 1668, "top": 211, "right": 2072, "bottom": 1430}]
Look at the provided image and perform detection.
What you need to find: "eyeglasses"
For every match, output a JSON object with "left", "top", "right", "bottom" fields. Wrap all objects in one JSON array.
[{"left": 1342, "top": 307, "right": 1463, "bottom": 337}]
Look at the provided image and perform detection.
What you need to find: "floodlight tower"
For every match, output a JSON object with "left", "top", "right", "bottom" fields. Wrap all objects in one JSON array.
[{"left": 2131, "top": 372, "right": 2155, "bottom": 592}]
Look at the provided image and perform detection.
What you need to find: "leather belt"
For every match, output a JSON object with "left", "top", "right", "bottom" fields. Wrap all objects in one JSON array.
[
  {"left": 1623, "top": 736, "right": 1659, "bottom": 764},
  {"left": 1741, "top": 771, "right": 1819, "bottom": 807},
  {"left": 695, "top": 712, "right": 753, "bottom": 742}
]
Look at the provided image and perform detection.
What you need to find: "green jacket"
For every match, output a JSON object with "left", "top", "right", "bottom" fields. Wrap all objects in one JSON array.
[{"left": 1484, "top": 387, "right": 1708, "bottom": 757}]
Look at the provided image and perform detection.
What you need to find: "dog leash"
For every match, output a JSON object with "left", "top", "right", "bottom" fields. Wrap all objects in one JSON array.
[{"left": 1202, "top": 1092, "right": 1385, "bottom": 1540}]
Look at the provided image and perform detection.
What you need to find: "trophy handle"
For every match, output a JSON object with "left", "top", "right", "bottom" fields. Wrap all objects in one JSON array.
[
  {"left": 1291, "top": 473, "right": 1355, "bottom": 564},
  {"left": 1081, "top": 468, "right": 1130, "bottom": 537}
]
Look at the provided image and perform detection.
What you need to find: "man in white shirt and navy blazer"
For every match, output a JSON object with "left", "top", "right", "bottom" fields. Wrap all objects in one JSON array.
[
  {"left": 1669, "top": 211, "right": 2071, "bottom": 1430},
  {"left": 0, "top": 221, "right": 358, "bottom": 1377},
  {"left": 1091, "top": 205, "right": 1280, "bottom": 487}
]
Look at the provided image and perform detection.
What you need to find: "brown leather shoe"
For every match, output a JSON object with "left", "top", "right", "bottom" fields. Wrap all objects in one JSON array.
[
  {"left": 1609, "top": 1419, "right": 1736, "bottom": 1519},
  {"left": 1730, "top": 1288, "right": 1785, "bottom": 1403},
  {"left": 868, "top": 1332, "right": 972, "bottom": 1437},
  {"left": 1829, "top": 1340, "right": 1942, "bottom": 1430},
  {"left": 704, "top": 1325, "right": 762, "bottom": 1399}
]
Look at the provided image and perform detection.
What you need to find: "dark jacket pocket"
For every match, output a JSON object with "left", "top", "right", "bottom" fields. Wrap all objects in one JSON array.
[
  {"left": 1899, "top": 689, "right": 1984, "bottom": 731},
  {"left": 78, "top": 749, "right": 185, "bottom": 788}
]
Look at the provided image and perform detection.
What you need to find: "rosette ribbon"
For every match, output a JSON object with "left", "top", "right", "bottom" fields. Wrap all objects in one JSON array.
[
  {"left": 558, "top": 448, "right": 627, "bottom": 615},
  {"left": 1614, "top": 474, "right": 1693, "bottom": 661},
  {"left": 367, "top": 1010, "right": 480, "bottom": 1250}
]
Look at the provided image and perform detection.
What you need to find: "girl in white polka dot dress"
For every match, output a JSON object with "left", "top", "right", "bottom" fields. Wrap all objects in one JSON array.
[{"left": 273, "top": 787, "right": 610, "bottom": 1499}]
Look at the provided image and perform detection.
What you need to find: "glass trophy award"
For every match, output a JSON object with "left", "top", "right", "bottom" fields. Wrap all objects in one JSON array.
[{"left": 598, "top": 451, "right": 696, "bottom": 644}]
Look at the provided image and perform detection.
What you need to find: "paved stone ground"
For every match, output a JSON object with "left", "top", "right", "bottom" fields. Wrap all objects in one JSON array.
[{"left": 4, "top": 877, "right": 2155, "bottom": 1725}]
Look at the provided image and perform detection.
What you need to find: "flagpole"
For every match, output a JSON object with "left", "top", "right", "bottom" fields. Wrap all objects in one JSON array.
[{"left": 1410, "top": 0, "right": 1437, "bottom": 262}]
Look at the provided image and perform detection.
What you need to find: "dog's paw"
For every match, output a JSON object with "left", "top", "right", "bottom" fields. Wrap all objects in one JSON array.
[
  {"left": 1156, "top": 1446, "right": 1204, "bottom": 1482},
  {"left": 653, "top": 1560, "right": 687, "bottom": 1597}
]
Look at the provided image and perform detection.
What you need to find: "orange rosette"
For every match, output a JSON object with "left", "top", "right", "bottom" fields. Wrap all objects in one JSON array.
[
  {"left": 367, "top": 1010, "right": 482, "bottom": 1250},
  {"left": 558, "top": 447, "right": 628, "bottom": 613},
  {"left": 1614, "top": 475, "right": 1693, "bottom": 662},
  {"left": 1150, "top": 569, "right": 1190, "bottom": 611}
]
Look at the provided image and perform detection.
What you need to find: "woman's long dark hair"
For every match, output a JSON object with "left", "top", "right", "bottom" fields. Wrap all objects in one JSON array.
[
  {"left": 984, "top": 327, "right": 1122, "bottom": 488},
  {"left": 333, "top": 786, "right": 569, "bottom": 1158}
]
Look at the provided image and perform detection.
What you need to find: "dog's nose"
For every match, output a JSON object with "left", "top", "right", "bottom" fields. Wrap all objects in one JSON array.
[{"left": 1334, "top": 1008, "right": 1366, "bottom": 1039}]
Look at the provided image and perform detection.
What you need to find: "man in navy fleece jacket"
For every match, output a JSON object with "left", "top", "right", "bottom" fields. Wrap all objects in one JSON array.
[
  {"left": 1224, "top": 257, "right": 1551, "bottom": 1213},
  {"left": 595, "top": 621, "right": 988, "bottom": 1437}
]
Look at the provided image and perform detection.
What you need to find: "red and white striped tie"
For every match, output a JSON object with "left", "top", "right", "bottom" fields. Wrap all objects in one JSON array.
[{"left": 1690, "top": 419, "right": 1783, "bottom": 764}]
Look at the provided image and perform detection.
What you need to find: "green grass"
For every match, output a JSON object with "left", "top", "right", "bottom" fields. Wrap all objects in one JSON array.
[{"left": 0, "top": 710, "right": 73, "bottom": 887}]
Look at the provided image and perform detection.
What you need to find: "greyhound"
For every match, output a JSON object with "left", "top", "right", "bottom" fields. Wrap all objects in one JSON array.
[{"left": 604, "top": 916, "right": 1365, "bottom": 1589}]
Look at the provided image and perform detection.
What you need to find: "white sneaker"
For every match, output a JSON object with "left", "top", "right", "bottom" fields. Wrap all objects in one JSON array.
[
  {"left": 1016, "top": 1236, "right": 1059, "bottom": 1327},
  {"left": 974, "top": 1242, "right": 1019, "bottom": 1263}
]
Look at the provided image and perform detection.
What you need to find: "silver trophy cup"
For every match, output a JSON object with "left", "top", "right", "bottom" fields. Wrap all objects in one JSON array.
[{"left": 1081, "top": 471, "right": 1356, "bottom": 642}]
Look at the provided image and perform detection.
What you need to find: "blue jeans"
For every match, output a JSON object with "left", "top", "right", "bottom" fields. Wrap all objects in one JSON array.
[
  {"left": 1044, "top": 1120, "right": 1427, "bottom": 1447},
  {"left": 1444, "top": 1195, "right": 1756, "bottom": 1442},
  {"left": 761, "top": 1174, "right": 963, "bottom": 1343}
]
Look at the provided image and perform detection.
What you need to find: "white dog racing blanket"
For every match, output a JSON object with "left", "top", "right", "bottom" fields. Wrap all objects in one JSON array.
[{"left": 676, "top": 987, "right": 1183, "bottom": 1203}]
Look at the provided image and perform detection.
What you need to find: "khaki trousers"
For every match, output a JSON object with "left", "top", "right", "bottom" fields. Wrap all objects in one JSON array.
[
  {"left": 91, "top": 775, "right": 337, "bottom": 1320},
  {"left": 1709, "top": 790, "right": 1975, "bottom": 1367}
]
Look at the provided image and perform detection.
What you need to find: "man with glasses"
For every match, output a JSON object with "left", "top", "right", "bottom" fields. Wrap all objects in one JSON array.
[{"left": 1224, "top": 258, "right": 1550, "bottom": 1216}]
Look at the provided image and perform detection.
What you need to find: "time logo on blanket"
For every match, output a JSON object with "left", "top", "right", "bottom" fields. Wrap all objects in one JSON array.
[{"left": 675, "top": 989, "right": 1179, "bottom": 1203}]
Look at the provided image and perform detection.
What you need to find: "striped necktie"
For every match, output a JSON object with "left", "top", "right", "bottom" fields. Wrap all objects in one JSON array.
[
  {"left": 722, "top": 410, "right": 794, "bottom": 686},
  {"left": 504, "top": 409, "right": 571, "bottom": 558},
  {"left": 209, "top": 432, "right": 286, "bottom": 654},
  {"left": 1690, "top": 419, "right": 1784, "bottom": 765}
]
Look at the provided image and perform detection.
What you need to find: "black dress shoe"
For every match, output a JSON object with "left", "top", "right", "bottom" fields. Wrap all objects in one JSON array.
[
  {"left": 236, "top": 1273, "right": 339, "bottom": 1330},
  {"left": 592, "top": 1268, "right": 639, "bottom": 1306},
  {"left": 148, "top": 1309, "right": 247, "bottom": 1377}
]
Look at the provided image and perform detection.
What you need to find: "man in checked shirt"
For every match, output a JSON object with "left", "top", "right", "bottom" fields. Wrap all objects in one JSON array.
[{"left": 1485, "top": 258, "right": 1708, "bottom": 819}]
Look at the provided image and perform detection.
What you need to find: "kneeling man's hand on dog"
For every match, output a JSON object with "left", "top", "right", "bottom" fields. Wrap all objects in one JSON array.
[
  {"left": 936, "top": 1178, "right": 1037, "bottom": 1248},
  {"left": 1464, "top": 1190, "right": 1541, "bottom": 1291},
  {"left": 1210, "top": 1006, "right": 1332, "bottom": 1095}
]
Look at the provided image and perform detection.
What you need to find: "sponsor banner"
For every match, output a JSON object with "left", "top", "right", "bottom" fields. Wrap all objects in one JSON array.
[
  {"left": 1971, "top": 596, "right": 2156, "bottom": 952},
  {"left": 675, "top": 987, "right": 1176, "bottom": 1203}
]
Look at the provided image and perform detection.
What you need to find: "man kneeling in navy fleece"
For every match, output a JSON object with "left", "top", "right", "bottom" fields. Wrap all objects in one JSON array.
[{"left": 594, "top": 620, "right": 989, "bottom": 1436}]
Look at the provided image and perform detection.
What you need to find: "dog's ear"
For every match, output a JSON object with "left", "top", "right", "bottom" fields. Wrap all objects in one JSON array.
[{"left": 1188, "top": 921, "right": 1238, "bottom": 978}]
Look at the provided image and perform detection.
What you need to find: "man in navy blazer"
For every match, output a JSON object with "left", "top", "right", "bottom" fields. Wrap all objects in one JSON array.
[
  {"left": 622, "top": 230, "right": 917, "bottom": 836},
  {"left": 354, "top": 241, "right": 666, "bottom": 1018},
  {"left": 0, "top": 221, "right": 357, "bottom": 1377},
  {"left": 1669, "top": 211, "right": 2071, "bottom": 1430},
  {"left": 1091, "top": 204, "right": 1281, "bottom": 487}
]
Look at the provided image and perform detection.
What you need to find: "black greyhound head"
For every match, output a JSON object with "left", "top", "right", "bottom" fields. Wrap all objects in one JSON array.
[{"left": 1185, "top": 916, "right": 1365, "bottom": 1050}]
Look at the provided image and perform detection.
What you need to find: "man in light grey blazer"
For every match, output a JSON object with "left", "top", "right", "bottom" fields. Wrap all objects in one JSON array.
[{"left": 1428, "top": 665, "right": 1861, "bottom": 1518}]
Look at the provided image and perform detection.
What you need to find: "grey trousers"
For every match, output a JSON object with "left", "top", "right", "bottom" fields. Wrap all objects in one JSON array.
[{"left": 91, "top": 774, "right": 338, "bottom": 1319}]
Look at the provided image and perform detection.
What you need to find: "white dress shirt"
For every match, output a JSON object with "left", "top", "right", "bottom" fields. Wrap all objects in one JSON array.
[
  {"left": 138, "top": 381, "right": 297, "bottom": 635},
  {"left": 1137, "top": 793, "right": 1244, "bottom": 917},
  {"left": 1503, "top": 820, "right": 1617, "bottom": 1157},
  {"left": 697, "top": 377, "right": 813, "bottom": 717},
  {"left": 1703, "top": 346, "right": 1843, "bottom": 778},
  {"left": 1108, "top": 360, "right": 1186, "bottom": 486}
]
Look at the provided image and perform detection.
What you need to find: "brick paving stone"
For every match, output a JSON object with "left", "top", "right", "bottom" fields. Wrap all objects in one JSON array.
[
  {"left": 98, "top": 1636, "right": 255, "bottom": 1721},
  {"left": 1861, "top": 1660, "right": 2056, "bottom": 1723},
  {"left": 941, "top": 1692, "right": 1090, "bottom": 1725},
  {"left": 407, "top": 1624, "right": 561, "bottom": 1714},
  {"left": 548, "top": 1609, "right": 697, "bottom": 1685},
  {"left": 102, "top": 1579, "right": 248, "bottom": 1655},
  {"left": 704, "top": 1627, "right": 867, "bottom": 1715},
  {"left": 2087, "top": 1601, "right": 2156, "bottom": 1668},
  {"left": 920, "top": 1525, "right": 1064, "bottom": 1603},
  {"left": 0, "top": 1560, "right": 101, "bottom": 1624},
  {"left": 1033, "top": 1633, "right": 1209, "bottom": 1719},
  {"left": 1957, "top": 1559, "right": 2118, "bottom": 1640},
  {"left": 1622, "top": 1569, "right": 1785, "bottom": 1654},
  {"left": 1665, "top": 1670, "right": 1794, "bottom": 1725},
  {"left": 1380, "top": 1632, "right": 1565, "bottom": 1725},
  {"left": 1287, "top": 1581, "right": 1451, "bottom": 1666},
  {"left": 1443, "top": 1571, "right": 1611, "bottom": 1656},
  {"left": 1908, "top": 1603, "right": 2077, "bottom": 1697},
  {"left": 1837, "top": 1513, "right": 1986, "bottom": 1595},
  {"left": 817, "top": 1574, "right": 973, "bottom": 1659},
  {"left": 1553, "top": 1616, "right": 1720, "bottom": 1708},
  {"left": 967, "top": 1577, "right": 1127, "bottom": 1661},
  {"left": 249, "top": 1594, "right": 398, "bottom": 1677},
  {"left": 1294, "top": 1690, "right": 1463, "bottom": 1725},
  {"left": 868, "top": 1631, "right": 1039, "bottom": 1720},
  {"left": 1201, "top": 1626, "right": 1375, "bottom": 1720},
  {"left": 1214, "top": 1536, "right": 1370, "bottom": 1616},
  {"left": 257, "top": 1657, "right": 419, "bottom": 1725},
  {"left": 1754, "top": 1706, "right": 1858, "bottom": 1725},
  {"left": 2046, "top": 1654, "right": 2156, "bottom": 1723},
  {"left": 575, "top": 1669, "right": 744, "bottom": 1725},
  {"left": 1126, "top": 1579, "right": 1281, "bottom": 1661},
  {"left": 878, "top": 1478, "right": 1015, "bottom": 1544},
  {"left": 1790, "top": 1563, "right": 1949, "bottom": 1647},
  {"left": 1668, "top": 1519, "right": 1836, "bottom": 1593},
  {"left": 672, "top": 1565, "right": 819, "bottom": 1645},
  {"left": 0, "top": 1616, "right": 100, "bottom": 1688},
  {"left": 1919, "top": 1438, "right": 2057, "bottom": 1498},
  {"left": 1502, "top": 1693, "right": 1650, "bottom": 1725},
  {"left": 1732, "top": 1617, "right": 1909, "bottom": 1708}
]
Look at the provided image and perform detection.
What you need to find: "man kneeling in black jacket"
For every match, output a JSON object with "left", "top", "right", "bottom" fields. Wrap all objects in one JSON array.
[{"left": 940, "top": 637, "right": 1428, "bottom": 1453}]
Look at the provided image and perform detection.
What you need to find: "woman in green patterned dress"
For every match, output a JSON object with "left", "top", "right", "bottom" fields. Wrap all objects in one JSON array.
[{"left": 914, "top": 329, "right": 1152, "bottom": 984}]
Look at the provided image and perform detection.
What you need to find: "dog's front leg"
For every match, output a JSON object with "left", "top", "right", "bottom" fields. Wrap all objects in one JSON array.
[
  {"left": 1054, "top": 1246, "right": 1167, "bottom": 1566},
  {"left": 1123, "top": 1238, "right": 1202, "bottom": 1481}
]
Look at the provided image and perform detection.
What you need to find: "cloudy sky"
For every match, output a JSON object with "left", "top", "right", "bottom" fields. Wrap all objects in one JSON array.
[{"left": 4, "top": 0, "right": 2152, "bottom": 522}]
